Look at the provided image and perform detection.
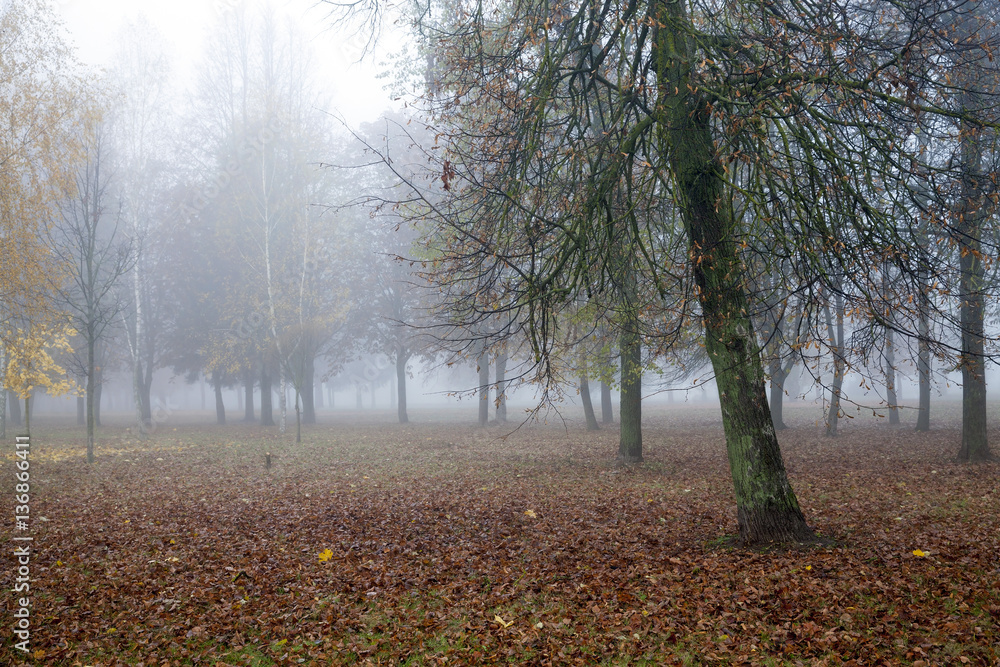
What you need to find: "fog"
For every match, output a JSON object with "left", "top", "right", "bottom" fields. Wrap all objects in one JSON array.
[{"left": 5, "top": 0, "right": 996, "bottom": 444}]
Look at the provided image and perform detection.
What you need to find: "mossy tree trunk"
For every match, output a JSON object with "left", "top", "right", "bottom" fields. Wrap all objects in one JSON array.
[
  {"left": 656, "top": 0, "right": 813, "bottom": 544},
  {"left": 618, "top": 322, "right": 643, "bottom": 462}
]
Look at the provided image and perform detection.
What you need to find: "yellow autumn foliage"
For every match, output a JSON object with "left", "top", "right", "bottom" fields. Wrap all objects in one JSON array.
[{"left": 4, "top": 319, "right": 78, "bottom": 400}]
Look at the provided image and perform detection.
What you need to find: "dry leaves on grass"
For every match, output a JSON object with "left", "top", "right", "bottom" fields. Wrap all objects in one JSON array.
[{"left": 1, "top": 407, "right": 998, "bottom": 665}]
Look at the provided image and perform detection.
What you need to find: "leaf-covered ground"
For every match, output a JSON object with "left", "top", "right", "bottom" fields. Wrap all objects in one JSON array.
[{"left": 3, "top": 403, "right": 999, "bottom": 665}]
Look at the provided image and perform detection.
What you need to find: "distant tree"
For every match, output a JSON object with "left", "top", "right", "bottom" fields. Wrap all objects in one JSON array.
[
  {"left": 47, "top": 108, "right": 135, "bottom": 463},
  {"left": 109, "top": 16, "right": 173, "bottom": 435}
]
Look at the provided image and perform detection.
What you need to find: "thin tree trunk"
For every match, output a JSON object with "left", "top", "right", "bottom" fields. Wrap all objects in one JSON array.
[
  {"left": 769, "top": 357, "right": 788, "bottom": 431},
  {"left": 295, "top": 388, "right": 301, "bottom": 444},
  {"left": 916, "top": 286, "right": 931, "bottom": 432},
  {"left": 885, "top": 327, "right": 899, "bottom": 425},
  {"left": 87, "top": 333, "right": 96, "bottom": 463},
  {"left": 581, "top": 374, "right": 600, "bottom": 431},
  {"left": 260, "top": 364, "right": 274, "bottom": 426},
  {"left": 8, "top": 389, "right": 22, "bottom": 426},
  {"left": 601, "top": 380, "right": 613, "bottom": 423},
  {"left": 477, "top": 343, "right": 489, "bottom": 427},
  {"left": 657, "top": 1, "right": 813, "bottom": 543},
  {"left": 825, "top": 295, "right": 846, "bottom": 437},
  {"left": 396, "top": 347, "right": 409, "bottom": 424},
  {"left": 213, "top": 372, "right": 226, "bottom": 425},
  {"left": 0, "top": 356, "right": 7, "bottom": 438},
  {"left": 93, "top": 373, "right": 103, "bottom": 427},
  {"left": 140, "top": 362, "right": 153, "bottom": 426},
  {"left": 244, "top": 371, "right": 255, "bottom": 422},
  {"left": 302, "top": 355, "right": 316, "bottom": 424},
  {"left": 278, "top": 374, "right": 287, "bottom": 433},
  {"left": 495, "top": 351, "right": 507, "bottom": 423},
  {"left": 77, "top": 396, "right": 85, "bottom": 426}
]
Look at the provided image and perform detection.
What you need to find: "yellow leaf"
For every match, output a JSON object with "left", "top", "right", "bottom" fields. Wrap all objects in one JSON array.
[
  {"left": 912, "top": 549, "right": 927, "bottom": 557},
  {"left": 524, "top": 509, "right": 537, "bottom": 518},
  {"left": 805, "top": 565, "right": 812, "bottom": 571},
  {"left": 318, "top": 548, "right": 334, "bottom": 562},
  {"left": 493, "top": 614, "right": 514, "bottom": 628}
]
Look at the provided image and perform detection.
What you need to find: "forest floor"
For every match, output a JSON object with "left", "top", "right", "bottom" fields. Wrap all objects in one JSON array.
[{"left": 2, "top": 403, "right": 999, "bottom": 666}]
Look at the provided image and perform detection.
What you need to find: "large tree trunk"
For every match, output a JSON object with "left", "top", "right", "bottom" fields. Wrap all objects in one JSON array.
[
  {"left": 302, "top": 355, "right": 316, "bottom": 425},
  {"left": 580, "top": 374, "right": 600, "bottom": 431},
  {"left": 396, "top": 346, "right": 409, "bottom": 424},
  {"left": 243, "top": 370, "right": 255, "bottom": 422},
  {"left": 657, "top": 0, "right": 812, "bottom": 544},
  {"left": 957, "top": 202, "right": 989, "bottom": 461},
  {"left": 477, "top": 344, "right": 489, "bottom": 427},
  {"left": 600, "top": 380, "right": 613, "bottom": 424},
  {"left": 916, "top": 286, "right": 931, "bottom": 432},
  {"left": 260, "top": 365, "right": 274, "bottom": 426},
  {"left": 213, "top": 372, "right": 226, "bottom": 425},
  {"left": 495, "top": 351, "right": 507, "bottom": 423},
  {"left": 825, "top": 294, "right": 846, "bottom": 437}
]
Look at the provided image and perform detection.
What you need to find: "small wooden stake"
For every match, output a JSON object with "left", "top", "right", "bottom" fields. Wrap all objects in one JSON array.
[{"left": 265, "top": 452, "right": 271, "bottom": 470}]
